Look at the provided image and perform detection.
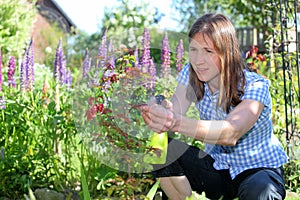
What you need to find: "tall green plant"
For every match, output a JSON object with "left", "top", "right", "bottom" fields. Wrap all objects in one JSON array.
[
  {"left": 0, "top": 87, "right": 77, "bottom": 198},
  {"left": 252, "top": 0, "right": 300, "bottom": 192},
  {"left": 0, "top": 0, "right": 37, "bottom": 62},
  {"left": 0, "top": 38, "right": 79, "bottom": 198}
]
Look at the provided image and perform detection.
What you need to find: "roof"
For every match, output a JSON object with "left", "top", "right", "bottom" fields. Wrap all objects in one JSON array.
[{"left": 36, "top": 0, "right": 77, "bottom": 33}]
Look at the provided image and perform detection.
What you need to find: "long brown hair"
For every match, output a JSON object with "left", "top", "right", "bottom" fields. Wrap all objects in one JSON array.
[{"left": 187, "top": 13, "right": 246, "bottom": 112}]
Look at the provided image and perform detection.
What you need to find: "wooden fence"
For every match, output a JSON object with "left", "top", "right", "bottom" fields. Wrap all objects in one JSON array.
[{"left": 236, "top": 27, "right": 266, "bottom": 54}]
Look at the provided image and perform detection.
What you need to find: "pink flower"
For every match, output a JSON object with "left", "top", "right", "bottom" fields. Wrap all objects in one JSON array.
[
  {"left": 8, "top": 56, "right": 16, "bottom": 88},
  {"left": 139, "top": 28, "right": 151, "bottom": 73},
  {"left": 160, "top": 32, "right": 170, "bottom": 79},
  {"left": 0, "top": 48, "right": 2, "bottom": 92},
  {"left": 176, "top": 39, "right": 184, "bottom": 72}
]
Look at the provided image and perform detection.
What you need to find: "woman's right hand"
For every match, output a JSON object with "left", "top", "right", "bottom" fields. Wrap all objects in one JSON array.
[{"left": 140, "top": 100, "right": 178, "bottom": 133}]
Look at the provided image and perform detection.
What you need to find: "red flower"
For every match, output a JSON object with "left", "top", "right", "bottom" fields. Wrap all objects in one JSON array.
[
  {"left": 251, "top": 45, "right": 258, "bottom": 53},
  {"left": 86, "top": 103, "right": 105, "bottom": 121},
  {"left": 245, "top": 45, "right": 259, "bottom": 59},
  {"left": 105, "top": 62, "right": 114, "bottom": 70},
  {"left": 96, "top": 103, "right": 104, "bottom": 113},
  {"left": 110, "top": 74, "right": 118, "bottom": 83},
  {"left": 257, "top": 54, "right": 266, "bottom": 61},
  {"left": 129, "top": 50, "right": 133, "bottom": 56}
]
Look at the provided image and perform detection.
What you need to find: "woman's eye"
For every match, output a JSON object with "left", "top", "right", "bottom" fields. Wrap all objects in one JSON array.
[{"left": 205, "top": 49, "right": 213, "bottom": 53}]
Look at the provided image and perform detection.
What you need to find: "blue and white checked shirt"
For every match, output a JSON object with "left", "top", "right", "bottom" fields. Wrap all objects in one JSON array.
[{"left": 177, "top": 63, "right": 288, "bottom": 179}]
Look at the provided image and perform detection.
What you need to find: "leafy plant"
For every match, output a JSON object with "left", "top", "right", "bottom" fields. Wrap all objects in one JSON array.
[{"left": 0, "top": 0, "right": 37, "bottom": 62}]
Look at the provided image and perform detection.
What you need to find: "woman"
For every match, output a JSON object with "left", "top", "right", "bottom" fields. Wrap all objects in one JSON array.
[{"left": 141, "top": 13, "right": 288, "bottom": 200}]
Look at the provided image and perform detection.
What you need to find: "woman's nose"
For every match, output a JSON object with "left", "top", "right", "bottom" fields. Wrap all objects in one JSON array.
[{"left": 193, "top": 53, "right": 206, "bottom": 64}]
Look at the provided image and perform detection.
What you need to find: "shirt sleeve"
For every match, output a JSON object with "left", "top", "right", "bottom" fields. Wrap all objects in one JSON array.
[
  {"left": 176, "top": 63, "right": 190, "bottom": 86},
  {"left": 241, "top": 71, "right": 271, "bottom": 106}
]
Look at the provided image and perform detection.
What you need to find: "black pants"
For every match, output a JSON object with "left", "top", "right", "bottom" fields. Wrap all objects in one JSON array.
[{"left": 152, "top": 139, "right": 286, "bottom": 200}]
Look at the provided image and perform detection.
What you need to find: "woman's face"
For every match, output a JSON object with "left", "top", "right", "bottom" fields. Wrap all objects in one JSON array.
[{"left": 189, "top": 32, "right": 221, "bottom": 92}]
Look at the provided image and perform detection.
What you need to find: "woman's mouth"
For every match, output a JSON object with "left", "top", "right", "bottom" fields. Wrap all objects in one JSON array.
[{"left": 197, "top": 68, "right": 208, "bottom": 73}]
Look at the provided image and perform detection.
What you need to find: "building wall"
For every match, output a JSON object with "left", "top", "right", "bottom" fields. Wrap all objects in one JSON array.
[{"left": 31, "top": 13, "right": 53, "bottom": 63}]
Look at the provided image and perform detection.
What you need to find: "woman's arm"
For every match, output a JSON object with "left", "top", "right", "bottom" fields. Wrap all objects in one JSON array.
[
  {"left": 141, "top": 98, "right": 264, "bottom": 146},
  {"left": 175, "top": 99, "right": 264, "bottom": 146}
]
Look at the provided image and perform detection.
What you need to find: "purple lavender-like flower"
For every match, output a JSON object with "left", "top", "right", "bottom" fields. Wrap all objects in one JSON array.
[
  {"left": 102, "top": 79, "right": 111, "bottom": 93},
  {"left": 8, "top": 56, "right": 16, "bottom": 88},
  {"left": 139, "top": 28, "right": 151, "bottom": 73},
  {"left": 160, "top": 32, "right": 171, "bottom": 79},
  {"left": 27, "top": 40, "right": 34, "bottom": 90},
  {"left": 98, "top": 28, "right": 107, "bottom": 68},
  {"left": 0, "top": 48, "right": 2, "bottom": 92},
  {"left": 0, "top": 49, "right": 5, "bottom": 109},
  {"left": 66, "top": 68, "right": 72, "bottom": 90},
  {"left": 176, "top": 39, "right": 184, "bottom": 72},
  {"left": 107, "top": 39, "right": 115, "bottom": 69},
  {"left": 82, "top": 48, "right": 91, "bottom": 79},
  {"left": 0, "top": 95, "right": 5, "bottom": 110},
  {"left": 20, "top": 39, "right": 34, "bottom": 91},
  {"left": 54, "top": 39, "right": 67, "bottom": 85},
  {"left": 147, "top": 58, "right": 156, "bottom": 90},
  {"left": 53, "top": 40, "right": 60, "bottom": 81},
  {"left": 20, "top": 54, "right": 26, "bottom": 91}
]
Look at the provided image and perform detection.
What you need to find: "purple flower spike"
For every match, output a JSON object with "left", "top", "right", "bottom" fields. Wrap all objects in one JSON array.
[
  {"left": 82, "top": 48, "right": 91, "bottom": 79},
  {"left": 66, "top": 68, "right": 72, "bottom": 90},
  {"left": 20, "top": 39, "right": 34, "bottom": 91},
  {"left": 8, "top": 56, "right": 16, "bottom": 88},
  {"left": 107, "top": 39, "right": 115, "bottom": 69},
  {"left": 139, "top": 28, "right": 151, "bottom": 73},
  {"left": 0, "top": 49, "right": 5, "bottom": 109},
  {"left": 98, "top": 28, "right": 107, "bottom": 68},
  {"left": 0, "top": 48, "right": 3, "bottom": 92},
  {"left": 160, "top": 32, "right": 171, "bottom": 79},
  {"left": 176, "top": 39, "right": 184, "bottom": 72},
  {"left": 148, "top": 58, "right": 156, "bottom": 90},
  {"left": 0, "top": 95, "right": 5, "bottom": 110},
  {"left": 20, "top": 55, "right": 25, "bottom": 91},
  {"left": 54, "top": 39, "right": 67, "bottom": 85},
  {"left": 28, "top": 40, "right": 34, "bottom": 90}
]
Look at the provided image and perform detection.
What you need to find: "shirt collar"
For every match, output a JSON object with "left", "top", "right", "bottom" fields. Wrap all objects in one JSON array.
[{"left": 204, "top": 83, "right": 219, "bottom": 100}]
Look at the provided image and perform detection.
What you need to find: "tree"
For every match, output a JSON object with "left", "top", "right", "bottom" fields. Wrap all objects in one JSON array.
[
  {"left": 0, "top": 0, "right": 37, "bottom": 62},
  {"left": 71, "top": 0, "right": 165, "bottom": 62},
  {"left": 171, "top": 0, "right": 274, "bottom": 32},
  {"left": 100, "top": 0, "right": 165, "bottom": 49}
]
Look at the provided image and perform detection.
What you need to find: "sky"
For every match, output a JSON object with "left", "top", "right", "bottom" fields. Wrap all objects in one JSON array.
[{"left": 54, "top": 0, "right": 180, "bottom": 34}]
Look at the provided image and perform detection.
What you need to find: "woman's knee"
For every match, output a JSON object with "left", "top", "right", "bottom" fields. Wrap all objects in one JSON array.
[
  {"left": 237, "top": 170, "right": 286, "bottom": 200},
  {"left": 160, "top": 176, "right": 192, "bottom": 199}
]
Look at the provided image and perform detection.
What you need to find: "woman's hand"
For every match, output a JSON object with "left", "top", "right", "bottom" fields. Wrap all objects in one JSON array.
[{"left": 140, "top": 99, "right": 178, "bottom": 133}]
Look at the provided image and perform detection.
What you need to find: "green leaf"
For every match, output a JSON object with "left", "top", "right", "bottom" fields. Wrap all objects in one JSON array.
[
  {"left": 27, "top": 185, "right": 36, "bottom": 200},
  {"left": 80, "top": 163, "right": 91, "bottom": 200},
  {"left": 146, "top": 179, "right": 160, "bottom": 200}
]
